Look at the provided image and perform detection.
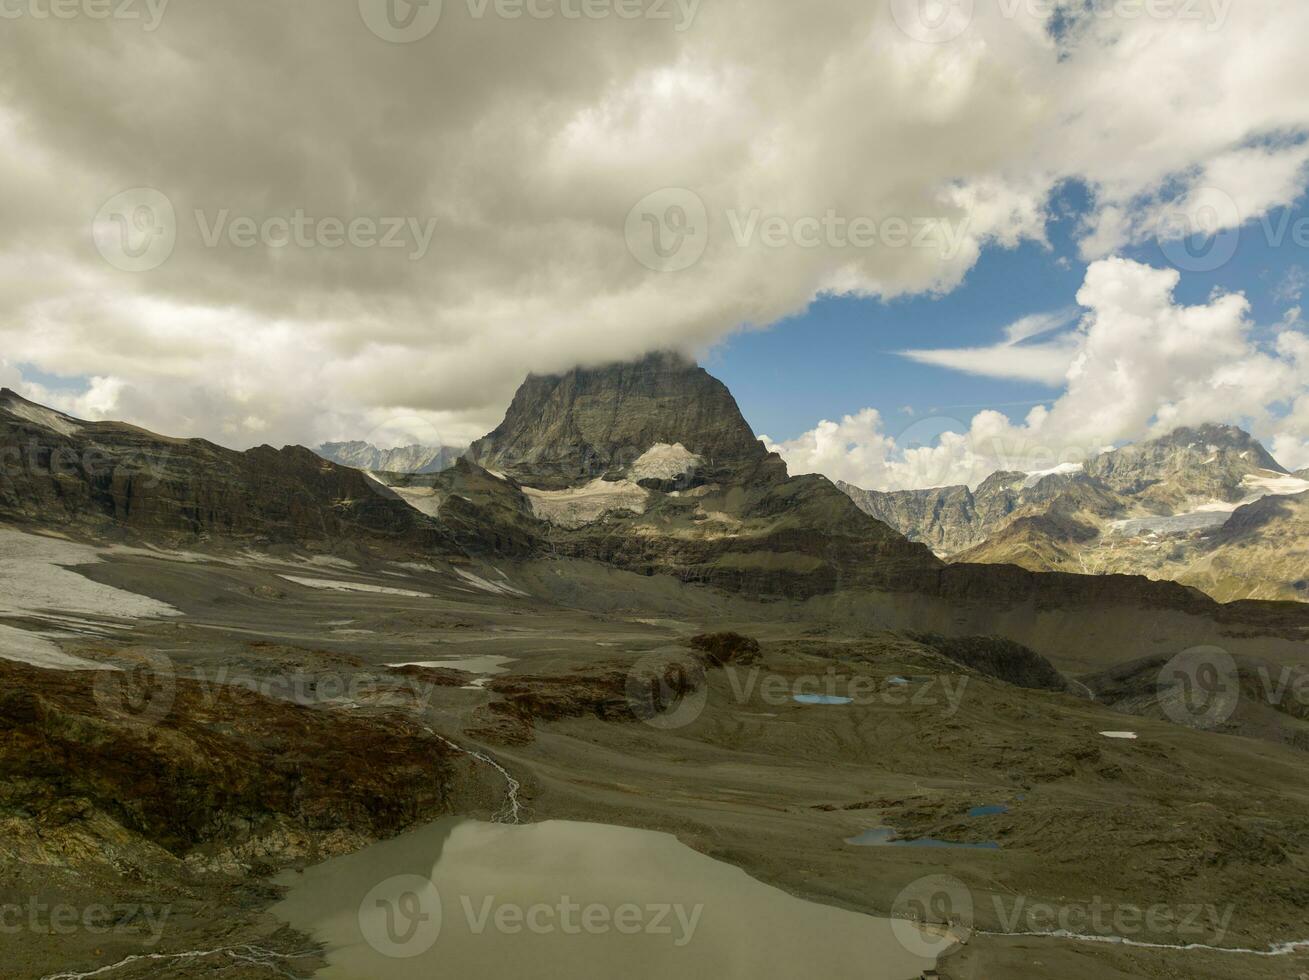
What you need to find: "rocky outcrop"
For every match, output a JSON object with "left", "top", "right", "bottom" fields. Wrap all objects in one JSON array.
[
  {"left": 908, "top": 632, "right": 1070, "bottom": 692},
  {"left": 0, "top": 657, "right": 479, "bottom": 865},
  {"left": 688, "top": 631, "right": 762, "bottom": 666}
]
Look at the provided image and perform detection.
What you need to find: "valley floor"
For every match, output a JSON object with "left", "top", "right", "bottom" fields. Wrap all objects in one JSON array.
[{"left": 3, "top": 531, "right": 1309, "bottom": 979}]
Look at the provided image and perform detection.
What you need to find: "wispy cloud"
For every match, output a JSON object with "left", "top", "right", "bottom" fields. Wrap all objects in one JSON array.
[{"left": 899, "top": 308, "right": 1080, "bottom": 385}]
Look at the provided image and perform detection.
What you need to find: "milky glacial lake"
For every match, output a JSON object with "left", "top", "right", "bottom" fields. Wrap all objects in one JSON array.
[{"left": 273, "top": 818, "right": 941, "bottom": 979}]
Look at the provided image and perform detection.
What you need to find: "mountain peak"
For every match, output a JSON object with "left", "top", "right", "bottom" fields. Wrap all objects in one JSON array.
[{"left": 468, "top": 351, "right": 772, "bottom": 489}]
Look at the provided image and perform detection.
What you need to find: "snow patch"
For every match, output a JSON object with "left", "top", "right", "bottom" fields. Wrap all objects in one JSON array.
[
  {"left": 522, "top": 478, "right": 649, "bottom": 528},
  {"left": 365, "top": 472, "right": 444, "bottom": 518},
  {"left": 630, "top": 442, "right": 702, "bottom": 482},
  {"left": 2, "top": 398, "right": 81, "bottom": 436},
  {"left": 0, "top": 624, "right": 116, "bottom": 672},
  {"left": 1100, "top": 731, "right": 1138, "bottom": 740},
  {"left": 1241, "top": 472, "right": 1309, "bottom": 497},
  {"left": 453, "top": 567, "right": 528, "bottom": 597},
  {"left": 0, "top": 529, "right": 180, "bottom": 624},
  {"left": 278, "top": 575, "right": 432, "bottom": 598},
  {"left": 1021, "top": 462, "right": 1084, "bottom": 488}
]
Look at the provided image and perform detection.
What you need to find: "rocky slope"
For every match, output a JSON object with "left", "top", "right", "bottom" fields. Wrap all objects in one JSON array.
[
  {"left": 0, "top": 388, "right": 450, "bottom": 554},
  {"left": 316, "top": 440, "right": 463, "bottom": 474},
  {"left": 842, "top": 423, "right": 1309, "bottom": 601},
  {"left": 837, "top": 471, "right": 1029, "bottom": 555}
]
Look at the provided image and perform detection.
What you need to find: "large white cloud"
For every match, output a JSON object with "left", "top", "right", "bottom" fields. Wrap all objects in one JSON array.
[
  {"left": 0, "top": 1, "right": 1307, "bottom": 449},
  {"left": 770, "top": 258, "right": 1309, "bottom": 489}
]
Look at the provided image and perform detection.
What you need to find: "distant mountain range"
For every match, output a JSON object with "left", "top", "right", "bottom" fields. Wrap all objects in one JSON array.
[
  {"left": 316, "top": 440, "right": 464, "bottom": 474},
  {"left": 5, "top": 360, "right": 1308, "bottom": 655},
  {"left": 840, "top": 424, "right": 1309, "bottom": 602}
]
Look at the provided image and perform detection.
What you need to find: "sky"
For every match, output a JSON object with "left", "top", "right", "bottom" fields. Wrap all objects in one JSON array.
[{"left": 2, "top": 0, "right": 1308, "bottom": 488}]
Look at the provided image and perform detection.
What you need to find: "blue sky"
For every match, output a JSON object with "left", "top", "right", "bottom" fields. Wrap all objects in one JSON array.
[{"left": 710, "top": 182, "right": 1309, "bottom": 446}]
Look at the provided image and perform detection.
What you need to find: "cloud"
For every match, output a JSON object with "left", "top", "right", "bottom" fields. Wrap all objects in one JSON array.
[
  {"left": 0, "top": 3, "right": 1308, "bottom": 447},
  {"left": 900, "top": 309, "right": 1080, "bottom": 385},
  {"left": 773, "top": 258, "right": 1309, "bottom": 489}
]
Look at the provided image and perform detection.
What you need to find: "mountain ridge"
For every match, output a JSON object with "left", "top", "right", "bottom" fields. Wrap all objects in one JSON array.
[
  {"left": 317, "top": 440, "right": 464, "bottom": 475},
  {"left": 839, "top": 423, "right": 1309, "bottom": 601}
]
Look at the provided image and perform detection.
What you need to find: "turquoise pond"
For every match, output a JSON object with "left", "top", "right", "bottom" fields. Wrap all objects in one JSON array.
[
  {"left": 792, "top": 694, "right": 853, "bottom": 705},
  {"left": 967, "top": 805, "right": 1009, "bottom": 817}
]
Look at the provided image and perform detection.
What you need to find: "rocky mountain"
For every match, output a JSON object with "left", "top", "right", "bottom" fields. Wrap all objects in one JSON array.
[
  {"left": 0, "top": 388, "right": 449, "bottom": 553},
  {"left": 469, "top": 351, "right": 772, "bottom": 490},
  {"left": 841, "top": 423, "right": 1309, "bottom": 602},
  {"left": 462, "top": 351, "right": 940, "bottom": 596},
  {"left": 317, "top": 440, "right": 463, "bottom": 474}
]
